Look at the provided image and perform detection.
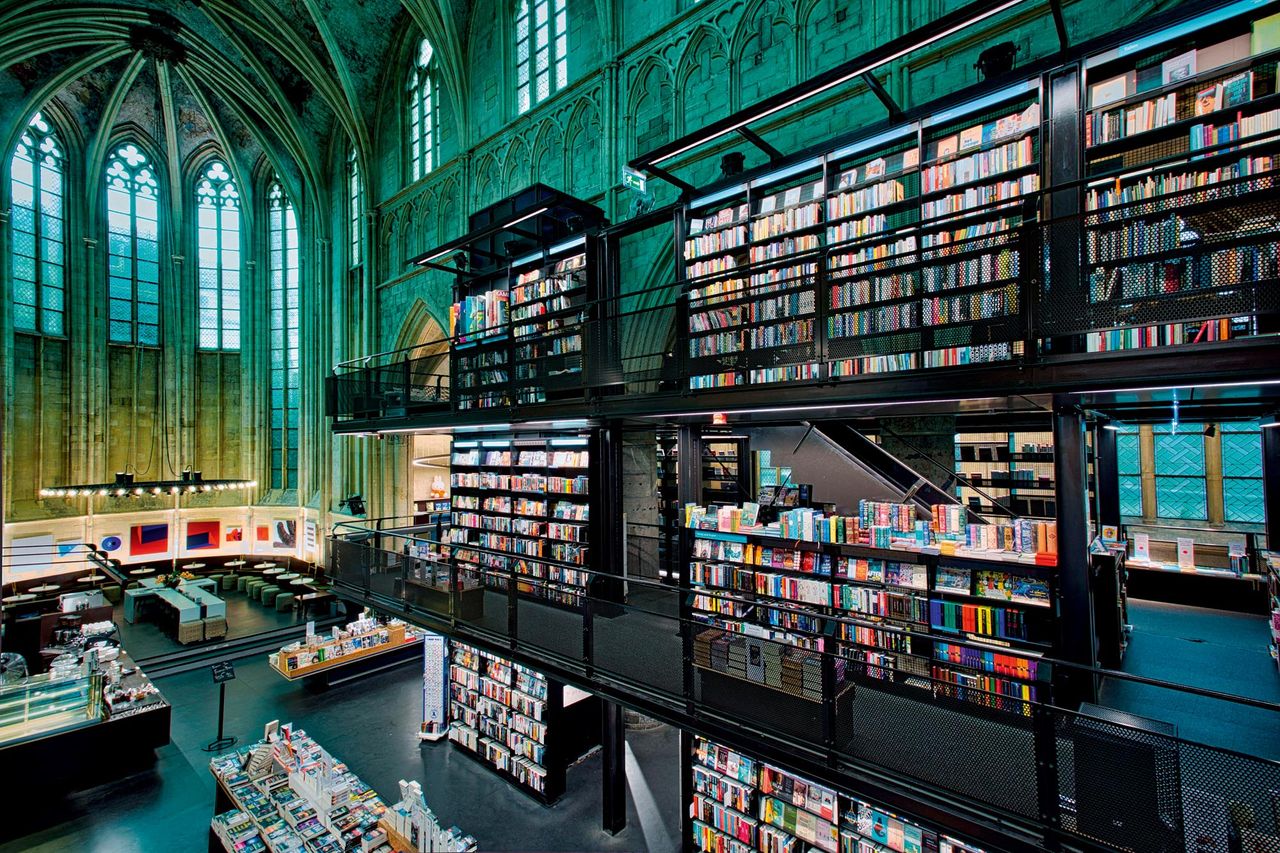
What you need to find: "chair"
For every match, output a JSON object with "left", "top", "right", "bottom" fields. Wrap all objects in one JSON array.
[
  {"left": 275, "top": 592, "right": 295, "bottom": 612},
  {"left": 260, "top": 585, "right": 280, "bottom": 606},
  {"left": 177, "top": 620, "right": 204, "bottom": 644},
  {"left": 221, "top": 574, "right": 238, "bottom": 591},
  {"left": 237, "top": 576, "right": 251, "bottom": 593},
  {"left": 246, "top": 579, "right": 267, "bottom": 600}
]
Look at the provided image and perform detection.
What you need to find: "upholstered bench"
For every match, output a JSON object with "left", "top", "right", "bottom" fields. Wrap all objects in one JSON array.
[
  {"left": 221, "top": 574, "right": 239, "bottom": 591},
  {"left": 274, "top": 592, "right": 295, "bottom": 612},
  {"left": 260, "top": 585, "right": 281, "bottom": 606}
]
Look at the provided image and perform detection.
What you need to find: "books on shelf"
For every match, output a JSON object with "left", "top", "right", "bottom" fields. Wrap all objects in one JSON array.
[{"left": 450, "top": 290, "right": 509, "bottom": 343}]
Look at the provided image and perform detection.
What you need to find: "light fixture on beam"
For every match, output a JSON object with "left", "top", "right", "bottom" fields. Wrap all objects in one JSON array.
[{"left": 40, "top": 478, "right": 257, "bottom": 499}]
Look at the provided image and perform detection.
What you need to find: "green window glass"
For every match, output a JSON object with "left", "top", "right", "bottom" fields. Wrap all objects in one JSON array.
[
  {"left": 1152, "top": 424, "right": 1207, "bottom": 520},
  {"left": 195, "top": 161, "right": 241, "bottom": 350},
  {"left": 408, "top": 40, "right": 437, "bottom": 181},
  {"left": 10, "top": 112, "right": 65, "bottom": 336},
  {"left": 268, "top": 182, "right": 300, "bottom": 489},
  {"left": 1222, "top": 422, "right": 1264, "bottom": 524},
  {"left": 105, "top": 143, "right": 160, "bottom": 346},
  {"left": 1115, "top": 427, "right": 1142, "bottom": 517}
]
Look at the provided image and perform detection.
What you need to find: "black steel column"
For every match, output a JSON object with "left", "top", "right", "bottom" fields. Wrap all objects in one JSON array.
[
  {"left": 677, "top": 425, "right": 701, "bottom": 712},
  {"left": 1263, "top": 421, "right": 1280, "bottom": 551},
  {"left": 1053, "top": 397, "right": 1096, "bottom": 706},
  {"left": 601, "top": 700, "right": 627, "bottom": 835},
  {"left": 1045, "top": 65, "right": 1084, "bottom": 353},
  {"left": 1094, "top": 420, "right": 1121, "bottom": 534}
]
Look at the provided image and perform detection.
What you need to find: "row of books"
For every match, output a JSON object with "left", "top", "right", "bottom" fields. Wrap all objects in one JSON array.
[
  {"left": 921, "top": 136, "right": 1035, "bottom": 195},
  {"left": 752, "top": 201, "right": 822, "bottom": 241},
  {"left": 1085, "top": 155, "right": 1276, "bottom": 211},
  {"left": 1189, "top": 107, "right": 1280, "bottom": 151},
  {"left": 929, "top": 599, "right": 1032, "bottom": 641},
  {"left": 1088, "top": 243, "right": 1280, "bottom": 302},
  {"left": 1084, "top": 317, "right": 1245, "bottom": 352},
  {"left": 1086, "top": 92, "right": 1177, "bottom": 146},
  {"left": 510, "top": 268, "right": 583, "bottom": 307}
]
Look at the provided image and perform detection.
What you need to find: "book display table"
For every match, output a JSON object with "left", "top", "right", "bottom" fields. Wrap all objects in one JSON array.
[{"left": 268, "top": 617, "right": 422, "bottom": 687}]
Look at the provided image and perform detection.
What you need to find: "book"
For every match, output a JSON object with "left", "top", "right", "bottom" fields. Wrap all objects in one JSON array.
[
  {"left": 1200, "top": 34, "right": 1251, "bottom": 72},
  {"left": 1195, "top": 84, "right": 1222, "bottom": 116},
  {"left": 935, "top": 135, "right": 958, "bottom": 159},
  {"left": 1091, "top": 74, "right": 1130, "bottom": 108},
  {"left": 1162, "top": 49, "right": 1197, "bottom": 85},
  {"left": 1253, "top": 11, "right": 1280, "bottom": 55},
  {"left": 1223, "top": 71, "right": 1253, "bottom": 107},
  {"left": 958, "top": 125, "right": 983, "bottom": 151}
]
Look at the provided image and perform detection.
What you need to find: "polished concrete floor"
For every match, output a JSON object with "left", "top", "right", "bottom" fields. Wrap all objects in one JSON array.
[{"left": 0, "top": 653, "right": 681, "bottom": 853}]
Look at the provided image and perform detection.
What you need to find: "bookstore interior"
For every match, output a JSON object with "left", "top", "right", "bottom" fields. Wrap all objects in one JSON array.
[{"left": 4, "top": 0, "right": 1280, "bottom": 851}]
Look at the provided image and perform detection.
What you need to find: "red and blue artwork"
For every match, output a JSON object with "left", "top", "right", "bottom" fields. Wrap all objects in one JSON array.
[
  {"left": 129, "top": 523, "right": 169, "bottom": 556},
  {"left": 186, "top": 520, "right": 220, "bottom": 551}
]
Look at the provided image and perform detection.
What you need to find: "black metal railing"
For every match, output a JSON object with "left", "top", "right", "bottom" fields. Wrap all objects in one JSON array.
[{"left": 324, "top": 522, "right": 1280, "bottom": 853}]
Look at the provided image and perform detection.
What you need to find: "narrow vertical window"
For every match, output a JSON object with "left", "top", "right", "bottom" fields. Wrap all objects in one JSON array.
[
  {"left": 105, "top": 143, "right": 160, "bottom": 346},
  {"left": 1115, "top": 426, "right": 1143, "bottom": 517},
  {"left": 408, "top": 39, "right": 437, "bottom": 181},
  {"left": 1221, "top": 421, "right": 1264, "bottom": 524},
  {"left": 516, "top": 0, "right": 567, "bottom": 114},
  {"left": 10, "top": 112, "right": 65, "bottom": 336},
  {"left": 268, "top": 182, "right": 300, "bottom": 489},
  {"left": 196, "top": 160, "right": 241, "bottom": 350},
  {"left": 348, "top": 148, "right": 362, "bottom": 267}
]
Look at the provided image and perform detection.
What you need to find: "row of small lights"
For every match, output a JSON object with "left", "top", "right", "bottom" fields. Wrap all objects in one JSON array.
[{"left": 39, "top": 481, "right": 257, "bottom": 498}]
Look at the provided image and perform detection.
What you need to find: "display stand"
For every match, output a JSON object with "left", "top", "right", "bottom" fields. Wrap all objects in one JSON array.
[{"left": 202, "top": 661, "right": 237, "bottom": 752}]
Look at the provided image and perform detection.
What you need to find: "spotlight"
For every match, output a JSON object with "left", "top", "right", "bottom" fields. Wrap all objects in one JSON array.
[
  {"left": 975, "top": 41, "right": 1019, "bottom": 81},
  {"left": 339, "top": 495, "right": 367, "bottom": 516},
  {"left": 720, "top": 152, "right": 746, "bottom": 179}
]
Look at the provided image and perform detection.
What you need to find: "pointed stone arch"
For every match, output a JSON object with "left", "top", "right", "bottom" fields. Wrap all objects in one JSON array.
[
  {"left": 563, "top": 99, "right": 601, "bottom": 201},
  {"left": 732, "top": 0, "right": 796, "bottom": 109},
  {"left": 676, "top": 26, "right": 730, "bottom": 137},
  {"left": 627, "top": 55, "right": 674, "bottom": 159},
  {"left": 531, "top": 119, "right": 565, "bottom": 192},
  {"left": 503, "top": 136, "right": 530, "bottom": 195}
]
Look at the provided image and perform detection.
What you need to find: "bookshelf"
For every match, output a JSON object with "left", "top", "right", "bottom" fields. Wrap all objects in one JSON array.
[
  {"left": 657, "top": 430, "right": 681, "bottom": 584},
  {"left": 686, "top": 735, "right": 987, "bottom": 853},
  {"left": 448, "top": 432, "right": 594, "bottom": 610},
  {"left": 449, "top": 243, "right": 598, "bottom": 411},
  {"left": 702, "top": 434, "right": 750, "bottom": 506},
  {"left": 685, "top": 500, "right": 1058, "bottom": 716},
  {"left": 955, "top": 431, "right": 1059, "bottom": 519},
  {"left": 447, "top": 641, "right": 601, "bottom": 804},
  {"left": 1079, "top": 8, "right": 1280, "bottom": 354},
  {"left": 679, "top": 82, "right": 1041, "bottom": 389}
]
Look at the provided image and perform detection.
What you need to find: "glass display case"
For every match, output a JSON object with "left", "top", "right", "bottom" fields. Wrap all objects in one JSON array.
[{"left": 0, "top": 670, "right": 103, "bottom": 746}]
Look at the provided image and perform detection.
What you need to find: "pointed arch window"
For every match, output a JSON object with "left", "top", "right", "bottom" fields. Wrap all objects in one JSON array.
[
  {"left": 196, "top": 160, "right": 241, "bottom": 350},
  {"left": 516, "top": 0, "right": 568, "bottom": 114},
  {"left": 268, "top": 182, "right": 300, "bottom": 490},
  {"left": 348, "top": 149, "right": 362, "bottom": 267},
  {"left": 106, "top": 143, "right": 160, "bottom": 346},
  {"left": 10, "top": 112, "right": 65, "bottom": 336},
  {"left": 408, "top": 39, "right": 438, "bottom": 181}
]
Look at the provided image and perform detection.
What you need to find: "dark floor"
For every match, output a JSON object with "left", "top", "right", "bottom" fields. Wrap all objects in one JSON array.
[
  {"left": 115, "top": 588, "right": 308, "bottom": 662},
  {"left": 1101, "top": 598, "right": 1280, "bottom": 759},
  {"left": 0, "top": 653, "right": 681, "bottom": 853}
]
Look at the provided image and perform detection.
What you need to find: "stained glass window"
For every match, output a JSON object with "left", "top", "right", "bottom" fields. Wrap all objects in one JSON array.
[
  {"left": 1152, "top": 424, "right": 1207, "bottom": 520},
  {"left": 1222, "top": 422, "right": 1264, "bottom": 524},
  {"left": 10, "top": 112, "right": 65, "bottom": 336},
  {"left": 516, "top": 0, "right": 567, "bottom": 114},
  {"left": 1114, "top": 426, "right": 1143, "bottom": 517},
  {"left": 196, "top": 160, "right": 241, "bottom": 350},
  {"left": 408, "top": 39, "right": 437, "bottom": 181},
  {"left": 268, "top": 182, "right": 300, "bottom": 489},
  {"left": 105, "top": 143, "right": 160, "bottom": 346}
]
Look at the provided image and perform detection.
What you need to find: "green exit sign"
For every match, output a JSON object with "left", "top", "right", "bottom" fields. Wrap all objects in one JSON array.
[{"left": 622, "top": 166, "right": 647, "bottom": 193}]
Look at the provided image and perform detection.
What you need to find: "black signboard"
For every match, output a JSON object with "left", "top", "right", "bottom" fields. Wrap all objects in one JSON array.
[{"left": 211, "top": 661, "right": 236, "bottom": 683}]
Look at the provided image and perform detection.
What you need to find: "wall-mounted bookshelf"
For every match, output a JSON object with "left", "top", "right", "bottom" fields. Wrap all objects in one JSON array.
[
  {"left": 686, "top": 735, "right": 987, "bottom": 853},
  {"left": 955, "top": 431, "right": 1058, "bottom": 519},
  {"left": 448, "top": 641, "right": 601, "bottom": 804},
  {"left": 448, "top": 432, "right": 594, "bottom": 610},
  {"left": 1079, "top": 9, "right": 1280, "bottom": 354},
  {"left": 702, "top": 434, "right": 750, "bottom": 506},
  {"left": 680, "top": 82, "right": 1041, "bottom": 389}
]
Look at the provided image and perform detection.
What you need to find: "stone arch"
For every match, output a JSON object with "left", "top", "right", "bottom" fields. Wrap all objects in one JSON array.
[
  {"left": 732, "top": 0, "right": 795, "bottom": 109},
  {"left": 473, "top": 152, "right": 501, "bottom": 209},
  {"left": 438, "top": 176, "right": 460, "bottom": 241},
  {"left": 627, "top": 56, "right": 673, "bottom": 159},
  {"left": 563, "top": 100, "right": 600, "bottom": 200},
  {"left": 531, "top": 119, "right": 564, "bottom": 192},
  {"left": 503, "top": 136, "right": 530, "bottom": 195},
  {"left": 676, "top": 26, "right": 730, "bottom": 137}
]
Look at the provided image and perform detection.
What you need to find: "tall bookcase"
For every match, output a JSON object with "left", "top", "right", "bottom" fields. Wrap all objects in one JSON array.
[
  {"left": 1076, "top": 8, "right": 1280, "bottom": 352},
  {"left": 679, "top": 81, "right": 1041, "bottom": 389},
  {"left": 685, "top": 734, "right": 987, "bottom": 853},
  {"left": 448, "top": 642, "right": 601, "bottom": 804},
  {"left": 702, "top": 434, "right": 751, "bottom": 506},
  {"left": 448, "top": 431, "right": 595, "bottom": 610},
  {"left": 955, "top": 431, "right": 1058, "bottom": 519}
]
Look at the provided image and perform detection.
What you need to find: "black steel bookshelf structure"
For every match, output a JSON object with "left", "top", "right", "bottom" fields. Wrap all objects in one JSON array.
[
  {"left": 448, "top": 641, "right": 602, "bottom": 803},
  {"left": 323, "top": 3, "right": 1280, "bottom": 852},
  {"left": 442, "top": 186, "right": 606, "bottom": 412}
]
